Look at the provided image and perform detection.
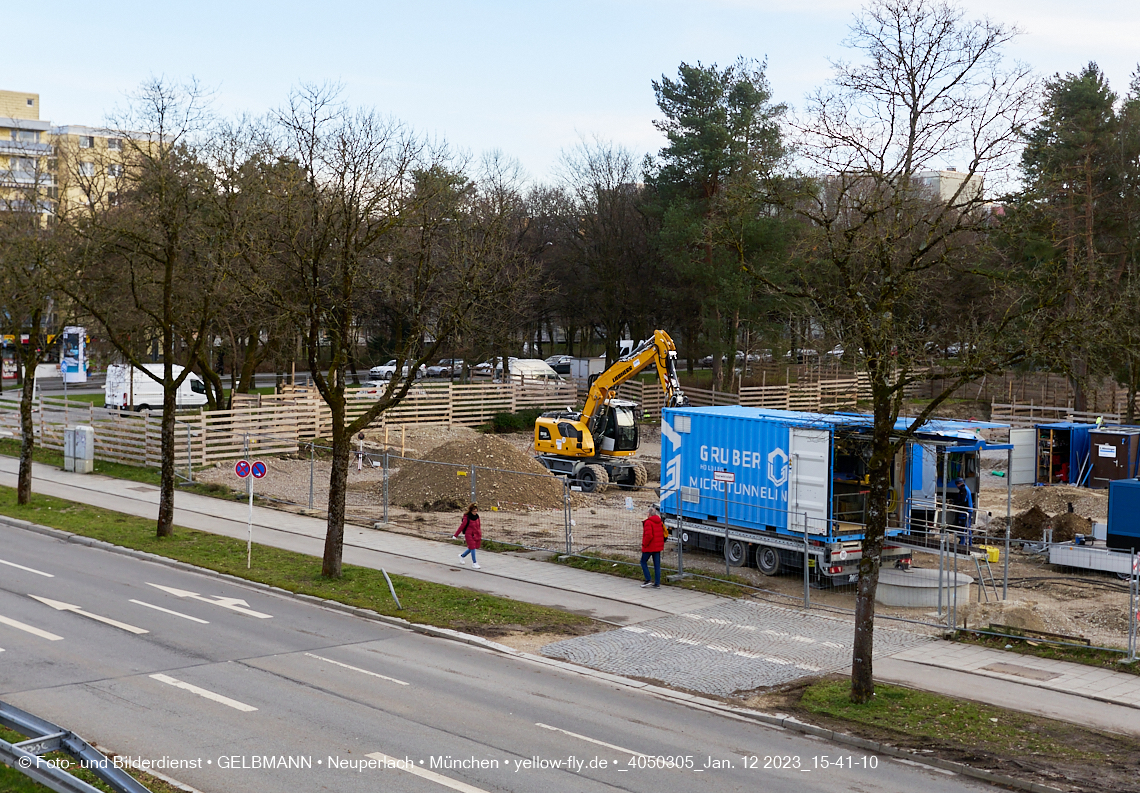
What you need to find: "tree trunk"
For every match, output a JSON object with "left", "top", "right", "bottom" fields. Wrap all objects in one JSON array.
[
  {"left": 157, "top": 372, "right": 176, "bottom": 537},
  {"left": 17, "top": 357, "right": 36, "bottom": 505},
  {"left": 850, "top": 374, "right": 893, "bottom": 703},
  {"left": 322, "top": 402, "right": 349, "bottom": 577}
]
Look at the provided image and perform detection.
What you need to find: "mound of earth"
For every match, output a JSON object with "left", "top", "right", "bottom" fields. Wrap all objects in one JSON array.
[
  {"left": 1050, "top": 512, "right": 1091, "bottom": 543},
  {"left": 387, "top": 434, "right": 564, "bottom": 511},
  {"left": 959, "top": 599, "right": 1080, "bottom": 638},
  {"left": 1011, "top": 506, "right": 1048, "bottom": 540},
  {"left": 1013, "top": 484, "right": 1107, "bottom": 521}
]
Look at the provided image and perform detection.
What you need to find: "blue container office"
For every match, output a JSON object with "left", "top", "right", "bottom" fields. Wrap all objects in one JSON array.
[
  {"left": 1035, "top": 423, "right": 1094, "bottom": 485},
  {"left": 1107, "top": 479, "right": 1140, "bottom": 552}
]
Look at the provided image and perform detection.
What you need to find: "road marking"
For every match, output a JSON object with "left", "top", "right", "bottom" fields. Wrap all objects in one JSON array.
[
  {"left": 364, "top": 752, "right": 488, "bottom": 792},
  {"left": 129, "top": 600, "right": 209, "bottom": 624},
  {"left": 148, "top": 674, "right": 257, "bottom": 712},
  {"left": 0, "top": 614, "right": 64, "bottom": 641},
  {"left": 29, "top": 595, "right": 148, "bottom": 635},
  {"left": 145, "top": 583, "right": 272, "bottom": 619},
  {"left": 0, "top": 558, "right": 53, "bottom": 577},
  {"left": 303, "top": 653, "right": 408, "bottom": 685},
  {"left": 535, "top": 723, "right": 647, "bottom": 757}
]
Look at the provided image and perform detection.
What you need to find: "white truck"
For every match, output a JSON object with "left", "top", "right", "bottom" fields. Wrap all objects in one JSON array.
[{"left": 104, "top": 364, "right": 208, "bottom": 411}]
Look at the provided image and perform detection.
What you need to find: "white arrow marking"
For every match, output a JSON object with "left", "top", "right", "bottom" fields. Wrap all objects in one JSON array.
[
  {"left": 303, "top": 653, "right": 408, "bottom": 686},
  {"left": 129, "top": 600, "right": 209, "bottom": 624},
  {"left": 535, "top": 723, "right": 647, "bottom": 757},
  {"left": 145, "top": 583, "right": 272, "bottom": 619},
  {"left": 0, "top": 613, "right": 64, "bottom": 641},
  {"left": 0, "top": 558, "right": 53, "bottom": 577},
  {"left": 149, "top": 674, "right": 257, "bottom": 712},
  {"left": 365, "top": 752, "right": 489, "bottom": 792},
  {"left": 29, "top": 595, "right": 149, "bottom": 635}
]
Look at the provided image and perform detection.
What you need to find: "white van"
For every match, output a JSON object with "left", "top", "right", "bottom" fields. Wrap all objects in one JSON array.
[{"left": 104, "top": 363, "right": 208, "bottom": 411}]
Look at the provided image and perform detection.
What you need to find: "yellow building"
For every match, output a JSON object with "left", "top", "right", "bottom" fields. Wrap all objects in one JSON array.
[
  {"left": 0, "top": 89, "right": 54, "bottom": 213},
  {"left": 1, "top": 89, "right": 133, "bottom": 217}
]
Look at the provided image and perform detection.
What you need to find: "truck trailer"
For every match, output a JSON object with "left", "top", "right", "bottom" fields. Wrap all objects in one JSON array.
[
  {"left": 659, "top": 406, "right": 913, "bottom": 584},
  {"left": 659, "top": 407, "right": 1005, "bottom": 585}
]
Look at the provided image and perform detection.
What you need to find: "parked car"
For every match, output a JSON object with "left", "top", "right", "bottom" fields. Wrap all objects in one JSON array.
[
  {"left": 427, "top": 358, "right": 463, "bottom": 378},
  {"left": 544, "top": 354, "right": 573, "bottom": 375},
  {"left": 784, "top": 349, "right": 820, "bottom": 364},
  {"left": 368, "top": 360, "right": 425, "bottom": 380}
]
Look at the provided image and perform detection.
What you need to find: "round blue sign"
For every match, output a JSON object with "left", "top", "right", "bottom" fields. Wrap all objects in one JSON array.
[
  {"left": 251, "top": 460, "right": 267, "bottom": 479},
  {"left": 234, "top": 460, "right": 251, "bottom": 478}
]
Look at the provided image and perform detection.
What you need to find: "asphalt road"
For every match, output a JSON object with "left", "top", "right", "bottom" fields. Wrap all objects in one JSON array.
[{"left": 0, "top": 525, "right": 991, "bottom": 793}]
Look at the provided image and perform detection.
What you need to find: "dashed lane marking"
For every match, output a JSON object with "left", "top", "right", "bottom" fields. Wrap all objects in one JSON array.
[
  {"left": 303, "top": 652, "right": 409, "bottom": 686},
  {"left": 535, "top": 723, "right": 647, "bottom": 757},
  {"left": 148, "top": 674, "right": 257, "bottom": 712}
]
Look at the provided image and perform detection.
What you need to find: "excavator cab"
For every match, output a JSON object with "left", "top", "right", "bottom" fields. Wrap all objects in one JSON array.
[{"left": 597, "top": 400, "right": 639, "bottom": 455}]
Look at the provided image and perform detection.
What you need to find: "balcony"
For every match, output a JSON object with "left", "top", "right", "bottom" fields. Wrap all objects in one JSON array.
[
  {"left": 0, "top": 170, "right": 54, "bottom": 188},
  {"left": 0, "top": 140, "right": 53, "bottom": 156}
]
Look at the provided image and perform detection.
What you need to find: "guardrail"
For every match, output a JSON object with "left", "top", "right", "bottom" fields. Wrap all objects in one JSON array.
[{"left": 0, "top": 698, "right": 151, "bottom": 793}]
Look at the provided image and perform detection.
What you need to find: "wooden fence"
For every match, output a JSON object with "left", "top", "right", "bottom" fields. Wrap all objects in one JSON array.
[
  {"left": 989, "top": 402, "right": 1122, "bottom": 428},
  {"left": 614, "top": 377, "right": 862, "bottom": 418}
]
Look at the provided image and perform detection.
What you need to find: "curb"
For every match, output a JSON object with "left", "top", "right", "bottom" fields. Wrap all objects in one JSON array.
[{"left": 3, "top": 515, "right": 1063, "bottom": 793}]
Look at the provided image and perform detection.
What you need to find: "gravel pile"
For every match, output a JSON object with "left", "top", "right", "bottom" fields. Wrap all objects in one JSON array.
[{"left": 387, "top": 434, "right": 564, "bottom": 511}]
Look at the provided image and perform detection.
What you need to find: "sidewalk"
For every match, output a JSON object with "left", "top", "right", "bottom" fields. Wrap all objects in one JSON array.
[
  {"left": 3, "top": 456, "right": 1139, "bottom": 737},
  {"left": 0, "top": 458, "right": 716, "bottom": 625}
]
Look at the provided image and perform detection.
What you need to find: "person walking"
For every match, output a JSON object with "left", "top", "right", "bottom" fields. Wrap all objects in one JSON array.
[
  {"left": 641, "top": 505, "right": 665, "bottom": 588},
  {"left": 454, "top": 503, "right": 482, "bottom": 569}
]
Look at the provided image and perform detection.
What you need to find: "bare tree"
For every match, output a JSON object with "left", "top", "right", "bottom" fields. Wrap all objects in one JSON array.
[
  {"left": 0, "top": 149, "right": 64, "bottom": 504},
  {"left": 758, "top": 0, "right": 1045, "bottom": 702},
  {"left": 60, "top": 78, "right": 222, "bottom": 537}
]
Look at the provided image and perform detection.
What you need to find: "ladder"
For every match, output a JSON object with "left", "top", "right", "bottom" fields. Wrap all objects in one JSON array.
[{"left": 973, "top": 553, "right": 1000, "bottom": 602}]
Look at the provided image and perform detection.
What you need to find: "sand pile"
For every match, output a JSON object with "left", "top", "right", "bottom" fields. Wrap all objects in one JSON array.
[
  {"left": 1050, "top": 512, "right": 1091, "bottom": 543},
  {"left": 387, "top": 434, "right": 564, "bottom": 511},
  {"left": 959, "top": 599, "right": 1080, "bottom": 637}
]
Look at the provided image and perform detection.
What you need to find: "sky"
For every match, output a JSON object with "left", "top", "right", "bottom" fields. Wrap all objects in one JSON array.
[{"left": 8, "top": 1, "right": 1139, "bottom": 182}]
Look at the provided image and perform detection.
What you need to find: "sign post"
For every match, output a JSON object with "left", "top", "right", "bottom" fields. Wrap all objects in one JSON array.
[
  {"left": 714, "top": 470, "right": 735, "bottom": 576},
  {"left": 235, "top": 460, "right": 266, "bottom": 569}
]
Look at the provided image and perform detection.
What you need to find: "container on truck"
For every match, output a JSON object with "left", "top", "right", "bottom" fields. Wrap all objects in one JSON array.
[
  {"left": 660, "top": 406, "right": 916, "bottom": 584},
  {"left": 104, "top": 363, "right": 208, "bottom": 411}
]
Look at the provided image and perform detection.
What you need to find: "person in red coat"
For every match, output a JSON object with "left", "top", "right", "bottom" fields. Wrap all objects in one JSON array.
[
  {"left": 641, "top": 505, "right": 666, "bottom": 588},
  {"left": 454, "top": 503, "right": 482, "bottom": 569}
]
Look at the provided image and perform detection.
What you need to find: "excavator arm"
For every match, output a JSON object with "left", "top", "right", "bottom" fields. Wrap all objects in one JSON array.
[{"left": 581, "top": 330, "right": 689, "bottom": 438}]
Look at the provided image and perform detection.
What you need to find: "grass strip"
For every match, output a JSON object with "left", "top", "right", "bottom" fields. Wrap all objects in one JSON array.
[
  {"left": 0, "top": 726, "right": 182, "bottom": 793},
  {"left": 552, "top": 550, "right": 748, "bottom": 598},
  {"left": 800, "top": 680, "right": 1103, "bottom": 759},
  {"left": 0, "top": 487, "right": 593, "bottom": 638},
  {"left": 956, "top": 630, "right": 1138, "bottom": 676}
]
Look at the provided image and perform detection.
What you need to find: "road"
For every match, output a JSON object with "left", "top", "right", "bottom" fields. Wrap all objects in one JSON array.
[{"left": 0, "top": 525, "right": 991, "bottom": 793}]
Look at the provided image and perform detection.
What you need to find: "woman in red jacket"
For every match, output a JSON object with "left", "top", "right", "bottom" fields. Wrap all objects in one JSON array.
[
  {"left": 454, "top": 503, "right": 482, "bottom": 569},
  {"left": 641, "top": 505, "right": 665, "bottom": 588}
]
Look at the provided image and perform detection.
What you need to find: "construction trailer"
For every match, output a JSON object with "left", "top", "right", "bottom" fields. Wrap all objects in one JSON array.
[
  {"left": 658, "top": 406, "right": 1006, "bottom": 584},
  {"left": 1087, "top": 428, "right": 1140, "bottom": 489},
  {"left": 1035, "top": 422, "right": 1095, "bottom": 486}
]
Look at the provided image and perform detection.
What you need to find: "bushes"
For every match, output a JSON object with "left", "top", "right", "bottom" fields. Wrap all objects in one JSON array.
[{"left": 483, "top": 408, "right": 544, "bottom": 434}]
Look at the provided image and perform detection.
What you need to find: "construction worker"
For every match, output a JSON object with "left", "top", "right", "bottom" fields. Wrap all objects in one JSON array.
[{"left": 952, "top": 477, "right": 974, "bottom": 543}]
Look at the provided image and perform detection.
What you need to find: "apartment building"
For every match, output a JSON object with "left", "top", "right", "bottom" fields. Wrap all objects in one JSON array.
[{"left": 0, "top": 88, "right": 129, "bottom": 216}]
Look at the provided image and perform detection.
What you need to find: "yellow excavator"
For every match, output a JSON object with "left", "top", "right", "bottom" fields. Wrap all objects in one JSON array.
[{"left": 534, "top": 330, "right": 689, "bottom": 492}]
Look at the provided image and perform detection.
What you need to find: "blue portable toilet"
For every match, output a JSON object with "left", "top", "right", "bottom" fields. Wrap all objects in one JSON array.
[{"left": 1035, "top": 422, "right": 1094, "bottom": 485}]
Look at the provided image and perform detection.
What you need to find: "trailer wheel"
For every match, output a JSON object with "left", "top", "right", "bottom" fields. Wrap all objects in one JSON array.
[
  {"left": 757, "top": 546, "right": 781, "bottom": 576},
  {"left": 577, "top": 464, "right": 609, "bottom": 493},
  {"left": 725, "top": 539, "right": 749, "bottom": 567}
]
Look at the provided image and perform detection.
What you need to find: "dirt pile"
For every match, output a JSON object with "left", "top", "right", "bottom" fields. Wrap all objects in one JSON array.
[
  {"left": 387, "top": 434, "right": 564, "bottom": 510},
  {"left": 1013, "top": 484, "right": 1107, "bottom": 520},
  {"left": 959, "top": 599, "right": 1080, "bottom": 638},
  {"left": 1050, "top": 512, "right": 1091, "bottom": 543},
  {"left": 1011, "top": 506, "right": 1049, "bottom": 540}
]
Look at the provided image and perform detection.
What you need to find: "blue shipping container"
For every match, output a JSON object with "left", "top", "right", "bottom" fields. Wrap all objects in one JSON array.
[{"left": 661, "top": 406, "right": 881, "bottom": 540}]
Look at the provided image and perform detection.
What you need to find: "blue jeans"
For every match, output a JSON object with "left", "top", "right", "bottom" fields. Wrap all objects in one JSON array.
[
  {"left": 461, "top": 548, "right": 477, "bottom": 563},
  {"left": 640, "top": 552, "right": 660, "bottom": 585}
]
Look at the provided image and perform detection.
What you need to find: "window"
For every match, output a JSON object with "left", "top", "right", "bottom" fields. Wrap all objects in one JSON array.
[
  {"left": 107, "top": 138, "right": 122, "bottom": 151},
  {"left": 107, "top": 164, "right": 123, "bottom": 178},
  {"left": 538, "top": 427, "right": 551, "bottom": 441},
  {"left": 14, "top": 130, "right": 38, "bottom": 144},
  {"left": 79, "top": 162, "right": 95, "bottom": 177},
  {"left": 12, "top": 157, "right": 35, "bottom": 174},
  {"left": 79, "top": 136, "right": 94, "bottom": 149},
  {"left": 26, "top": 98, "right": 33, "bottom": 107}
]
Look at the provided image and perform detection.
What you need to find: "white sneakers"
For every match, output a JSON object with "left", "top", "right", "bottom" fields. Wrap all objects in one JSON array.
[
  {"left": 458, "top": 552, "right": 466, "bottom": 565},
  {"left": 472, "top": 563, "right": 482, "bottom": 569}
]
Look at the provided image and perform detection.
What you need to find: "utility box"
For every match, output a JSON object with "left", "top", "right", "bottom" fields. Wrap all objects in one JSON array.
[
  {"left": 64, "top": 425, "right": 95, "bottom": 474},
  {"left": 1088, "top": 429, "right": 1140, "bottom": 488},
  {"left": 1107, "top": 478, "right": 1140, "bottom": 552}
]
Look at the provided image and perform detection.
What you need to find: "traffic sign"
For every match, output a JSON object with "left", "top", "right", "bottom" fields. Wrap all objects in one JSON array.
[
  {"left": 235, "top": 460, "right": 251, "bottom": 478},
  {"left": 251, "top": 460, "right": 267, "bottom": 479},
  {"left": 713, "top": 470, "right": 735, "bottom": 483}
]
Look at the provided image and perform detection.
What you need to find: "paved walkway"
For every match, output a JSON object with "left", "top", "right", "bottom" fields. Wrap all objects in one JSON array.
[
  {"left": 4, "top": 456, "right": 1140, "bottom": 736},
  {"left": 0, "top": 458, "right": 716, "bottom": 624}
]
